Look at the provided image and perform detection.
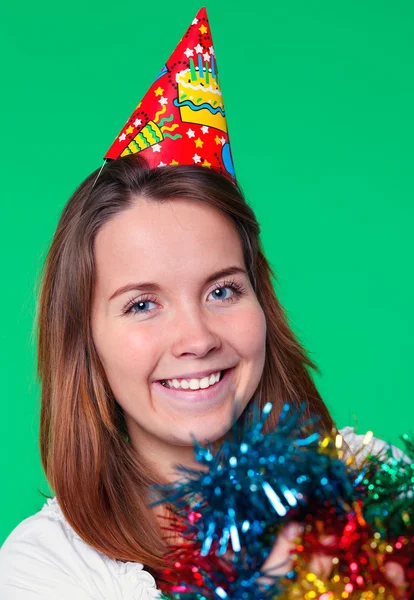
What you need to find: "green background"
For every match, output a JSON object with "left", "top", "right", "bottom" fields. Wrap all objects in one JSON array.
[{"left": 1, "top": 0, "right": 413, "bottom": 544}]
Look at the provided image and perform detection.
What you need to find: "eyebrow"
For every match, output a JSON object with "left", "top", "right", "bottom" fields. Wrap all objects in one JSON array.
[{"left": 109, "top": 265, "right": 248, "bottom": 301}]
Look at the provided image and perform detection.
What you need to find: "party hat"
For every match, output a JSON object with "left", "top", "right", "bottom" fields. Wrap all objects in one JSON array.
[{"left": 104, "top": 7, "right": 236, "bottom": 183}]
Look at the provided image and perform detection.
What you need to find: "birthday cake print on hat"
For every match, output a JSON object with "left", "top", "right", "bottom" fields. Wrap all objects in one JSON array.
[{"left": 104, "top": 6, "right": 236, "bottom": 183}]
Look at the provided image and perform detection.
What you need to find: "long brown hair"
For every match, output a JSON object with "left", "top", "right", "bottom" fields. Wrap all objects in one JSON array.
[{"left": 36, "top": 154, "right": 335, "bottom": 571}]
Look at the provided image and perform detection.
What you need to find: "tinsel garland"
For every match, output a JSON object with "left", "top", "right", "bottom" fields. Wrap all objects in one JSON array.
[{"left": 148, "top": 403, "right": 413, "bottom": 599}]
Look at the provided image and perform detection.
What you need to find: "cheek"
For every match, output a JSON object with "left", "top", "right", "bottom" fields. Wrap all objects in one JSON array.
[
  {"left": 95, "top": 325, "right": 157, "bottom": 412},
  {"left": 123, "top": 326, "right": 155, "bottom": 360},
  {"left": 232, "top": 302, "right": 267, "bottom": 356},
  {"left": 95, "top": 321, "right": 156, "bottom": 377}
]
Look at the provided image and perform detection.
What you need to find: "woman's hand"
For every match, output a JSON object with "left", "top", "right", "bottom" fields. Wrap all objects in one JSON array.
[{"left": 258, "top": 521, "right": 408, "bottom": 599}]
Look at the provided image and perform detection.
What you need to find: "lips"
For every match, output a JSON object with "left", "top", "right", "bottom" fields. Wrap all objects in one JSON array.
[
  {"left": 152, "top": 367, "right": 235, "bottom": 406},
  {"left": 160, "top": 370, "right": 225, "bottom": 390},
  {"left": 157, "top": 368, "right": 226, "bottom": 383}
]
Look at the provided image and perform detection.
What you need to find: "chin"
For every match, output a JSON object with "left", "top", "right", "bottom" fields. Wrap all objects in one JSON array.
[{"left": 167, "top": 417, "right": 233, "bottom": 446}]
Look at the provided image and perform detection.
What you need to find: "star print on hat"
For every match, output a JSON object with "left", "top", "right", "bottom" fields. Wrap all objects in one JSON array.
[{"left": 104, "top": 6, "right": 236, "bottom": 183}]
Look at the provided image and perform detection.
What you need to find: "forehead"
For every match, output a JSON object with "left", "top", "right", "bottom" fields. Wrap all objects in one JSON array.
[{"left": 94, "top": 197, "right": 245, "bottom": 288}]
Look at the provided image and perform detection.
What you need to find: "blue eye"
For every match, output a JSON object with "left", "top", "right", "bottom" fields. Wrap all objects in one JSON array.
[
  {"left": 127, "top": 298, "right": 157, "bottom": 315},
  {"left": 208, "top": 286, "right": 234, "bottom": 301},
  {"left": 122, "top": 279, "right": 247, "bottom": 317}
]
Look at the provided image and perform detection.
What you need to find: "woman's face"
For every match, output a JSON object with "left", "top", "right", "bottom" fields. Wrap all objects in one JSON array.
[{"left": 91, "top": 196, "right": 266, "bottom": 452}]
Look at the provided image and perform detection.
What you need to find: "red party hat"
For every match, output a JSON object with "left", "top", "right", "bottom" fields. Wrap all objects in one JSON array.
[{"left": 104, "top": 7, "right": 236, "bottom": 183}]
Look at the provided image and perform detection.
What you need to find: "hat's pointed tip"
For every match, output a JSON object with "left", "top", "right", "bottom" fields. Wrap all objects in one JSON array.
[{"left": 195, "top": 6, "right": 208, "bottom": 17}]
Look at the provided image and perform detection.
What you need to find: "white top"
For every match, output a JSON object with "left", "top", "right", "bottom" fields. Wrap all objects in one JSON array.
[{"left": 0, "top": 428, "right": 408, "bottom": 599}]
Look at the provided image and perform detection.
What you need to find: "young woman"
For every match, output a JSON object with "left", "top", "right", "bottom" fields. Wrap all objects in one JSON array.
[{"left": 0, "top": 155, "right": 406, "bottom": 598}]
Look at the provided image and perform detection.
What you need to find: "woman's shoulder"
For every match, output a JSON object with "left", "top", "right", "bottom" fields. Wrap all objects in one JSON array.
[
  {"left": 339, "top": 425, "right": 410, "bottom": 464},
  {"left": 0, "top": 497, "right": 162, "bottom": 599}
]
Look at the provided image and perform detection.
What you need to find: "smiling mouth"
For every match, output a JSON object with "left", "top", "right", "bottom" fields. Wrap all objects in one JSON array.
[
  {"left": 159, "top": 369, "right": 227, "bottom": 390},
  {"left": 152, "top": 367, "right": 236, "bottom": 407}
]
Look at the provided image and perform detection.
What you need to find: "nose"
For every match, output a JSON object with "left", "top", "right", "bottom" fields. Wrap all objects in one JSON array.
[{"left": 171, "top": 307, "right": 222, "bottom": 358}]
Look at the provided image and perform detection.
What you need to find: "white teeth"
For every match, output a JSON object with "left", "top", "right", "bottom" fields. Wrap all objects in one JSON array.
[{"left": 162, "top": 370, "right": 222, "bottom": 390}]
